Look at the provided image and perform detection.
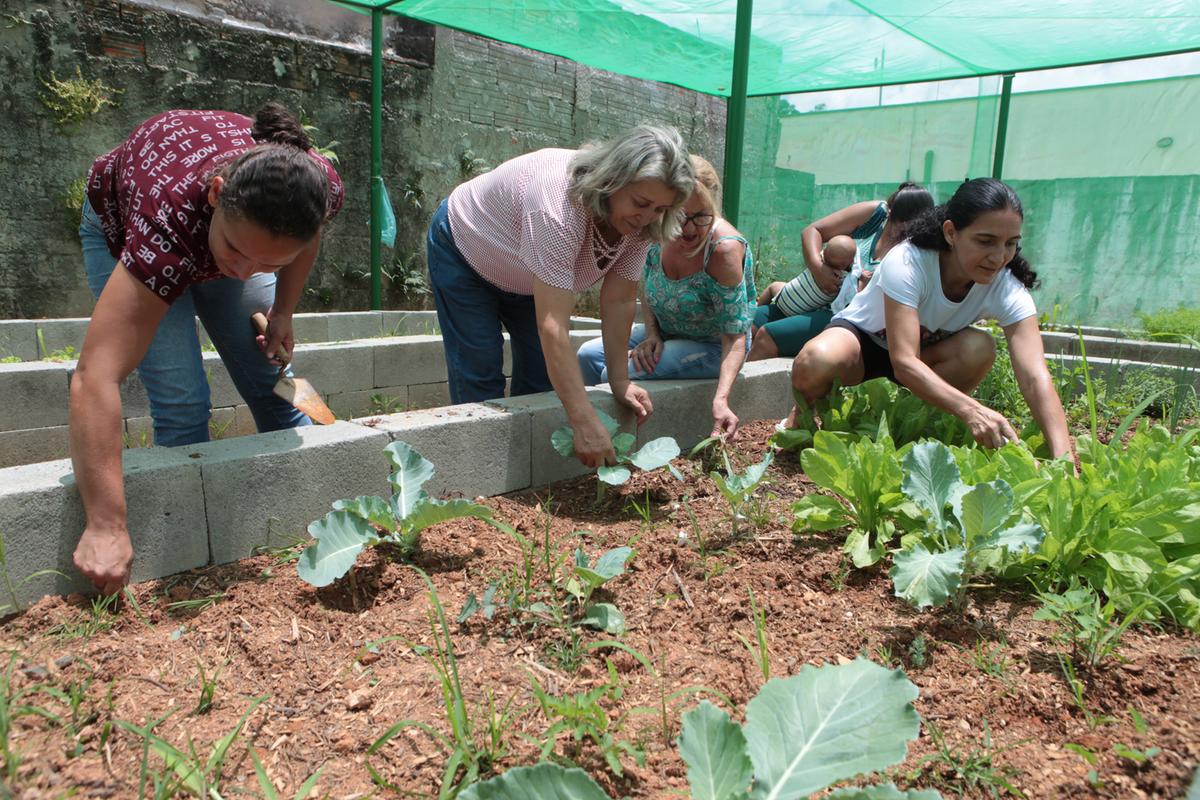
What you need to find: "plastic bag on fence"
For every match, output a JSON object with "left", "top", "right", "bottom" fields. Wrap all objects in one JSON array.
[{"left": 372, "top": 176, "right": 396, "bottom": 248}]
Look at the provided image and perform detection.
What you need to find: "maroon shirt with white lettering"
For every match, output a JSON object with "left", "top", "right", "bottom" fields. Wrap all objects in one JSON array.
[{"left": 86, "top": 109, "right": 344, "bottom": 304}]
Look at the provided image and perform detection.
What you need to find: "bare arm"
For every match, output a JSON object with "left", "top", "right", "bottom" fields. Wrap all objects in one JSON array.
[
  {"left": 599, "top": 271, "right": 654, "bottom": 422},
  {"left": 1004, "top": 315, "right": 1071, "bottom": 458},
  {"left": 883, "top": 296, "right": 1018, "bottom": 449},
  {"left": 533, "top": 278, "right": 617, "bottom": 468},
  {"left": 258, "top": 236, "right": 321, "bottom": 362},
  {"left": 706, "top": 238, "right": 750, "bottom": 436},
  {"left": 801, "top": 200, "right": 880, "bottom": 293},
  {"left": 70, "top": 263, "right": 169, "bottom": 594}
]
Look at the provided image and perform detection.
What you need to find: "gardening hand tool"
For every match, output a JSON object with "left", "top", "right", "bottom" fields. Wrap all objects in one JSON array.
[{"left": 250, "top": 312, "right": 335, "bottom": 425}]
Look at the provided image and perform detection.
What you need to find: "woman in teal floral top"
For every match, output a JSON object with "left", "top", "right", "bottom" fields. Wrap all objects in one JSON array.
[{"left": 578, "top": 156, "right": 755, "bottom": 437}]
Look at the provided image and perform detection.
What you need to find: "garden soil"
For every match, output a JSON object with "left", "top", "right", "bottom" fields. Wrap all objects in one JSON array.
[{"left": 1, "top": 421, "right": 1197, "bottom": 799}]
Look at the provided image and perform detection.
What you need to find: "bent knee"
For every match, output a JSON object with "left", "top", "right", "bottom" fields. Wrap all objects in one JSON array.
[{"left": 960, "top": 327, "right": 997, "bottom": 367}]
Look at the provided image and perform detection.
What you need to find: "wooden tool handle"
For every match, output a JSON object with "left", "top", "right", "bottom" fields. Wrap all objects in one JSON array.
[{"left": 250, "top": 312, "right": 291, "bottom": 363}]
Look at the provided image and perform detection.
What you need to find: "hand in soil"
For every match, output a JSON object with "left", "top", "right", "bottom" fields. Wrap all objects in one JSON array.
[{"left": 73, "top": 524, "right": 133, "bottom": 595}]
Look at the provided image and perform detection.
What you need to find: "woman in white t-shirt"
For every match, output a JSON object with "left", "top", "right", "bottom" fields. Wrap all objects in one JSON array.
[{"left": 789, "top": 178, "right": 1070, "bottom": 457}]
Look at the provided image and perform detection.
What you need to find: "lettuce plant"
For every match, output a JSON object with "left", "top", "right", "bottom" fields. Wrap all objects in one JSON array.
[
  {"left": 551, "top": 409, "right": 680, "bottom": 501},
  {"left": 297, "top": 442, "right": 493, "bottom": 587},
  {"left": 710, "top": 448, "right": 774, "bottom": 537},
  {"left": 890, "top": 441, "right": 1044, "bottom": 609},
  {"left": 791, "top": 431, "right": 918, "bottom": 567},
  {"left": 460, "top": 658, "right": 941, "bottom": 800}
]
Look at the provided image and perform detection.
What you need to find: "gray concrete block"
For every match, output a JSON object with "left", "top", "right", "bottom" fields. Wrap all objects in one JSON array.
[
  {"left": 633, "top": 379, "right": 718, "bottom": 453},
  {"left": 233, "top": 405, "right": 258, "bottom": 437},
  {"left": 209, "top": 407, "right": 239, "bottom": 440},
  {"left": 0, "top": 320, "right": 38, "bottom": 361},
  {"left": 1041, "top": 332, "right": 1199, "bottom": 369},
  {"left": 34, "top": 319, "right": 91, "bottom": 360},
  {"left": 364, "top": 403, "right": 531, "bottom": 497},
  {"left": 486, "top": 387, "right": 634, "bottom": 487},
  {"left": 294, "top": 340, "right": 377, "bottom": 394},
  {"left": 374, "top": 335, "right": 447, "bottom": 386},
  {"left": 569, "top": 330, "right": 599, "bottom": 352},
  {"left": 0, "top": 425, "right": 71, "bottom": 469},
  {"left": 290, "top": 314, "right": 331, "bottom": 343},
  {"left": 0, "top": 448, "right": 208, "bottom": 606},
  {"left": 195, "top": 421, "right": 392, "bottom": 563},
  {"left": 200, "top": 354, "right": 244, "bottom": 409},
  {"left": 408, "top": 382, "right": 450, "bottom": 410},
  {"left": 0, "top": 362, "right": 71, "bottom": 432},
  {"left": 325, "top": 311, "right": 384, "bottom": 342},
  {"left": 569, "top": 316, "right": 602, "bottom": 331},
  {"left": 728, "top": 360, "right": 793, "bottom": 426},
  {"left": 381, "top": 310, "right": 440, "bottom": 336}
]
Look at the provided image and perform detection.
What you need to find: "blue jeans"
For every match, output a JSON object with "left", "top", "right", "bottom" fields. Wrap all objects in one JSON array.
[
  {"left": 577, "top": 324, "right": 730, "bottom": 384},
  {"left": 427, "top": 198, "right": 551, "bottom": 403},
  {"left": 80, "top": 199, "right": 308, "bottom": 446}
]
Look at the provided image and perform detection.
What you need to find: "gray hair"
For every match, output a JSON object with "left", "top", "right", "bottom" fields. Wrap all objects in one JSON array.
[{"left": 568, "top": 125, "right": 695, "bottom": 243}]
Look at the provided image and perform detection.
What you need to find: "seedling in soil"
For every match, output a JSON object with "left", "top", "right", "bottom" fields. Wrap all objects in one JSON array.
[
  {"left": 192, "top": 659, "right": 221, "bottom": 715},
  {"left": 550, "top": 408, "right": 680, "bottom": 503},
  {"left": 1057, "top": 654, "right": 1116, "bottom": 731},
  {"left": 916, "top": 719, "right": 1026, "bottom": 798},
  {"left": 369, "top": 570, "right": 524, "bottom": 798},
  {"left": 732, "top": 587, "right": 771, "bottom": 683},
  {"left": 116, "top": 695, "right": 268, "bottom": 799},
  {"left": 45, "top": 594, "right": 120, "bottom": 641},
  {"left": 249, "top": 746, "right": 325, "bottom": 800},
  {"left": 710, "top": 447, "right": 774, "bottom": 538},
  {"left": 1033, "top": 580, "right": 1149, "bottom": 668},
  {"left": 907, "top": 634, "right": 929, "bottom": 669},
  {"left": 297, "top": 442, "right": 494, "bottom": 587},
  {"left": 529, "top": 658, "right": 644, "bottom": 778}
]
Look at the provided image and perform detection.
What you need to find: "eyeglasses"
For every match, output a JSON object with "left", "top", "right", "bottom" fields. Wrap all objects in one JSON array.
[{"left": 679, "top": 211, "right": 714, "bottom": 229}]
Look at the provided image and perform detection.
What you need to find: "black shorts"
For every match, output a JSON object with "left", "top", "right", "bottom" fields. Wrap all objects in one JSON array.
[{"left": 826, "top": 318, "right": 897, "bottom": 383}]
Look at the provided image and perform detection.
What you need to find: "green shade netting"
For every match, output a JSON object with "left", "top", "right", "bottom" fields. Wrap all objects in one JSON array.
[{"left": 337, "top": 0, "right": 1200, "bottom": 96}]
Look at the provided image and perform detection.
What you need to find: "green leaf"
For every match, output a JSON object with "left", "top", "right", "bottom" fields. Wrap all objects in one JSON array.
[
  {"left": 551, "top": 426, "right": 576, "bottom": 457},
  {"left": 801, "top": 432, "right": 850, "bottom": 493},
  {"left": 297, "top": 510, "right": 375, "bottom": 587},
  {"left": 386, "top": 441, "right": 435, "bottom": 517},
  {"left": 890, "top": 545, "right": 965, "bottom": 609},
  {"left": 743, "top": 658, "right": 921, "bottom": 799},
  {"left": 771, "top": 427, "right": 812, "bottom": 452},
  {"left": 957, "top": 480, "right": 1014, "bottom": 544},
  {"left": 678, "top": 701, "right": 753, "bottom": 800},
  {"left": 791, "top": 495, "right": 852, "bottom": 533},
  {"left": 596, "top": 409, "right": 620, "bottom": 437},
  {"left": 597, "top": 465, "right": 632, "bottom": 485},
  {"left": 975, "top": 522, "right": 1044, "bottom": 556},
  {"left": 457, "top": 594, "right": 480, "bottom": 623},
  {"left": 332, "top": 495, "right": 395, "bottom": 531},
  {"left": 581, "top": 603, "right": 626, "bottom": 634},
  {"left": 612, "top": 432, "right": 637, "bottom": 458},
  {"left": 592, "top": 546, "right": 633, "bottom": 580},
  {"left": 404, "top": 498, "right": 492, "bottom": 533},
  {"left": 828, "top": 783, "right": 943, "bottom": 799},
  {"left": 629, "top": 437, "right": 681, "bottom": 471},
  {"left": 902, "top": 442, "right": 963, "bottom": 533},
  {"left": 846, "top": 527, "right": 885, "bottom": 568},
  {"left": 458, "top": 762, "right": 612, "bottom": 800}
]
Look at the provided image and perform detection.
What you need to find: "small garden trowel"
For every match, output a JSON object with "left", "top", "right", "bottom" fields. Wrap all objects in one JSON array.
[{"left": 250, "top": 312, "right": 335, "bottom": 425}]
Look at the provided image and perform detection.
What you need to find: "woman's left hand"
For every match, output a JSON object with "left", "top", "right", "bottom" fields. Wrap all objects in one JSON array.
[
  {"left": 711, "top": 400, "right": 739, "bottom": 439},
  {"left": 257, "top": 310, "right": 295, "bottom": 367},
  {"left": 614, "top": 381, "right": 654, "bottom": 424},
  {"left": 629, "top": 333, "right": 663, "bottom": 375}
]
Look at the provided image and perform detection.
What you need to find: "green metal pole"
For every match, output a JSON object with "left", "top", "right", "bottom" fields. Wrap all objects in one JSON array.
[
  {"left": 370, "top": 8, "right": 384, "bottom": 310},
  {"left": 991, "top": 73, "right": 1014, "bottom": 180},
  {"left": 722, "top": 0, "right": 753, "bottom": 226}
]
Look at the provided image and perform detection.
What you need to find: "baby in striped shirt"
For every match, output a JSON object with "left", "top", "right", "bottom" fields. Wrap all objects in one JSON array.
[{"left": 757, "top": 235, "right": 858, "bottom": 315}]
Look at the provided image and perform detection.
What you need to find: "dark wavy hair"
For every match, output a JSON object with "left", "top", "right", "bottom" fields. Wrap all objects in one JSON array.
[
  {"left": 216, "top": 102, "right": 331, "bottom": 241},
  {"left": 906, "top": 178, "right": 1038, "bottom": 289}
]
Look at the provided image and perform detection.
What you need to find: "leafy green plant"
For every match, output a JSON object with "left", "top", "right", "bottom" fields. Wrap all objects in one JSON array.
[
  {"left": 1033, "top": 581, "right": 1147, "bottom": 668},
  {"left": 297, "top": 442, "right": 494, "bottom": 587},
  {"left": 1138, "top": 304, "right": 1200, "bottom": 343},
  {"left": 40, "top": 66, "right": 120, "bottom": 127},
  {"left": 370, "top": 392, "right": 406, "bottom": 414},
  {"left": 907, "top": 634, "right": 929, "bottom": 669},
  {"left": 0, "top": 531, "right": 67, "bottom": 616},
  {"left": 709, "top": 448, "right": 774, "bottom": 538},
  {"left": 791, "top": 431, "right": 915, "bottom": 567},
  {"left": 551, "top": 408, "right": 680, "bottom": 502},
  {"left": 61, "top": 176, "right": 87, "bottom": 237},
  {"left": 529, "top": 659, "right": 643, "bottom": 777},
  {"left": 890, "top": 441, "right": 1044, "bottom": 610},
  {"left": 563, "top": 546, "right": 634, "bottom": 634},
  {"left": 460, "top": 658, "right": 940, "bottom": 800}
]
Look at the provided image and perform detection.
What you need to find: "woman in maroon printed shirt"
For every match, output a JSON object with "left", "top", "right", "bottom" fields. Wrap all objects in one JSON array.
[{"left": 72, "top": 102, "right": 343, "bottom": 594}]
